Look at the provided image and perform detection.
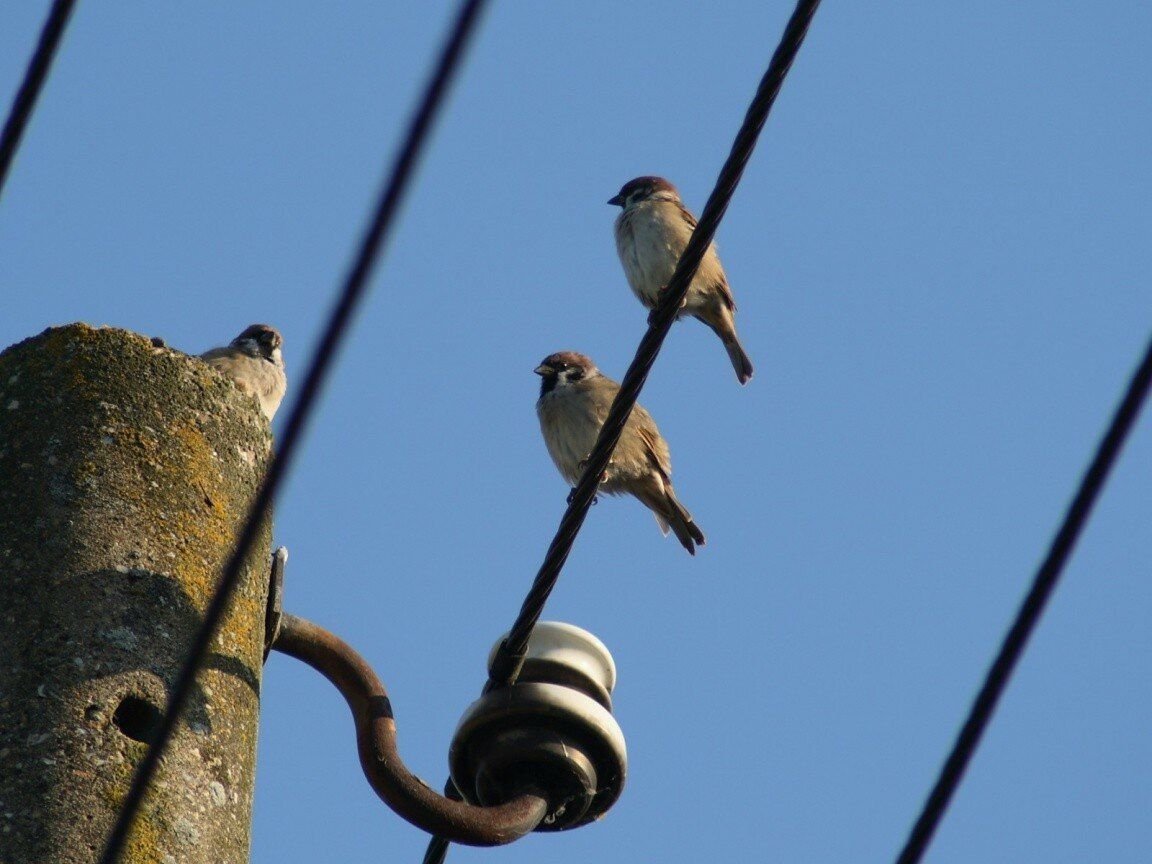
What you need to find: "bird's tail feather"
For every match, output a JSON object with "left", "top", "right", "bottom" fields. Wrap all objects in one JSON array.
[
  {"left": 650, "top": 488, "right": 705, "bottom": 556},
  {"left": 724, "top": 337, "right": 754, "bottom": 385},
  {"left": 695, "top": 310, "right": 754, "bottom": 385}
]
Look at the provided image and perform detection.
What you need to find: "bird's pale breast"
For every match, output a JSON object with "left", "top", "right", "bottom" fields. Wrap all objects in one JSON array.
[
  {"left": 617, "top": 200, "right": 729, "bottom": 317},
  {"left": 203, "top": 352, "right": 286, "bottom": 420},
  {"left": 536, "top": 388, "right": 605, "bottom": 485}
]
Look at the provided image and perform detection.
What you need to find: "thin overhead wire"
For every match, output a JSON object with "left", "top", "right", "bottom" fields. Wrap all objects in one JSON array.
[
  {"left": 489, "top": 0, "right": 824, "bottom": 684},
  {"left": 421, "top": 783, "right": 462, "bottom": 864},
  {"left": 0, "top": 0, "right": 78, "bottom": 202},
  {"left": 894, "top": 332, "right": 1152, "bottom": 864},
  {"left": 97, "top": 1, "right": 491, "bottom": 860},
  {"left": 423, "top": 837, "right": 451, "bottom": 864}
]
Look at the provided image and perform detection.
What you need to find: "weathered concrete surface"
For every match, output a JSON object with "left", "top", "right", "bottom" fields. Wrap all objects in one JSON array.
[{"left": 0, "top": 324, "right": 273, "bottom": 863}]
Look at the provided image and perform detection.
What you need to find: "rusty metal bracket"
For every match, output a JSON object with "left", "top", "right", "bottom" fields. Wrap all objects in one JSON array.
[
  {"left": 262, "top": 547, "right": 286, "bottom": 663},
  {"left": 269, "top": 614, "right": 549, "bottom": 846}
]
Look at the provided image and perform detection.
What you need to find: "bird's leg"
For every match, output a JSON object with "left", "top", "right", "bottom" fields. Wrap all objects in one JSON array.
[
  {"left": 578, "top": 457, "right": 612, "bottom": 479},
  {"left": 567, "top": 487, "right": 598, "bottom": 505},
  {"left": 648, "top": 285, "right": 688, "bottom": 324},
  {"left": 569, "top": 457, "right": 609, "bottom": 505},
  {"left": 566, "top": 486, "right": 600, "bottom": 506}
]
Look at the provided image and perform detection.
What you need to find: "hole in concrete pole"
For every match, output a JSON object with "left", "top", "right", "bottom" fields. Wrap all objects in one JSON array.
[{"left": 113, "top": 695, "right": 162, "bottom": 744}]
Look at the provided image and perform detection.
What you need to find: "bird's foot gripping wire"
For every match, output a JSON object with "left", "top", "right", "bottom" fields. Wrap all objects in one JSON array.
[
  {"left": 647, "top": 286, "right": 688, "bottom": 325},
  {"left": 571, "top": 458, "right": 609, "bottom": 505},
  {"left": 567, "top": 488, "right": 599, "bottom": 506}
]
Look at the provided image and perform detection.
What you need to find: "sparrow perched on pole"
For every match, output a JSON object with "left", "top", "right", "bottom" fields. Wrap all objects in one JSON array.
[
  {"left": 609, "top": 175, "right": 754, "bottom": 384},
  {"left": 535, "top": 351, "right": 705, "bottom": 555},
  {"left": 200, "top": 324, "right": 287, "bottom": 421}
]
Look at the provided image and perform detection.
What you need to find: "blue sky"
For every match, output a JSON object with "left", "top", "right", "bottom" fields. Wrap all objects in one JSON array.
[{"left": 3, "top": 2, "right": 1151, "bottom": 862}]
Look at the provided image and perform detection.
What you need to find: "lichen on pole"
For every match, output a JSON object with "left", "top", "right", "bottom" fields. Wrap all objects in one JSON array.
[{"left": 0, "top": 323, "right": 274, "bottom": 863}]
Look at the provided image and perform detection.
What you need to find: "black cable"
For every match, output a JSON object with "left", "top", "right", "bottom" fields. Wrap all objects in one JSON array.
[
  {"left": 97, "top": 1, "right": 491, "bottom": 860},
  {"left": 422, "top": 837, "right": 451, "bottom": 864},
  {"left": 490, "top": 0, "right": 823, "bottom": 682},
  {"left": 422, "top": 4, "right": 824, "bottom": 863},
  {"left": 894, "top": 332, "right": 1152, "bottom": 864},
  {"left": 0, "top": 0, "right": 78, "bottom": 201},
  {"left": 421, "top": 781, "right": 462, "bottom": 864}
]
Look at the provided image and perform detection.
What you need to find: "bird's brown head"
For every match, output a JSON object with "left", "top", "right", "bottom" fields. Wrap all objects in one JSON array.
[
  {"left": 232, "top": 324, "right": 283, "bottom": 361},
  {"left": 608, "top": 175, "right": 679, "bottom": 208},
  {"left": 534, "top": 351, "right": 598, "bottom": 396}
]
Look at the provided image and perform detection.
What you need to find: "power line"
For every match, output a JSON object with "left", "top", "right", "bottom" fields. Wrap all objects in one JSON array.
[
  {"left": 0, "top": 0, "right": 78, "bottom": 201},
  {"left": 490, "top": 0, "right": 823, "bottom": 683},
  {"left": 423, "top": 837, "right": 451, "bottom": 864},
  {"left": 894, "top": 332, "right": 1152, "bottom": 864},
  {"left": 96, "top": 1, "right": 491, "bottom": 860}
]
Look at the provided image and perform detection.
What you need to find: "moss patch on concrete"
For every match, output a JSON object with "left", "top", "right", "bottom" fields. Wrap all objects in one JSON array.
[{"left": 0, "top": 323, "right": 274, "bottom": 863}]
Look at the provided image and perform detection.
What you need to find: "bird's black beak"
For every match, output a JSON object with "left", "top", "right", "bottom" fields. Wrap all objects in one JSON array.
[
  {"left": 534, "top": 364, "right": 552, "bottom": 376},
  {"left": 607, "top": 193, "right": 625, "bottom": 207}
]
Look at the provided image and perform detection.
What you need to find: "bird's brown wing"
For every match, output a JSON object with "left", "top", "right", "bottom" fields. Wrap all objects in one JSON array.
[
  {"left": 675, "top": 200, "right": 699, "bottom": 231},
  {"left": 676, "top": 200, "right": 736, "bottom": 311},
  {"left": 712, "top": 270, "right": 737, "bottom": 312},
  {"left": 632, "top": 410, "right": 673, "bottom": 481}
]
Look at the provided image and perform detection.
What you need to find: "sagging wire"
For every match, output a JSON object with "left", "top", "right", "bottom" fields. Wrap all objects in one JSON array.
[
  {"left": 96, "top": 1, "right": 492, "bottom": 860},
  {"left": 894, "top": 332, "right": 1152, "bottom": 864},
  {"left": 423, "top": 2, "right": 824, "bottom": 862},
  {"left": 0, "top": 0, "right": 78, "bottom": 201}
]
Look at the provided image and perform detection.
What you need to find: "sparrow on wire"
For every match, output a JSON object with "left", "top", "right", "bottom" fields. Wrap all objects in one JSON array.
[
  {"left": 535, "top": 351, "right": 705, "bottom": 555},
  {"left": 609, "top": 175, "right": 754, "bottom": 384},
  {"left": 200, "top": 324, "right": 287, "bottom": 421}
]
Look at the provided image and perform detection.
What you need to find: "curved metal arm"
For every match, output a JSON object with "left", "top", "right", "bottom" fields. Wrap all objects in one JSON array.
[{"left": 271, "top": 613, "right": 549, "bottom": 846}]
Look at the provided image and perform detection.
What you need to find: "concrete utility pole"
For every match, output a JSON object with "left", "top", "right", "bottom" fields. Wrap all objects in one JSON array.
[{"left": 0, "top": 324, "right": 274, "bottom": 863}]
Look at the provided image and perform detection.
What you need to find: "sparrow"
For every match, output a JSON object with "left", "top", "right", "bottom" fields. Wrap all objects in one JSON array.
[
  {"left": 609, "top": 175, "right": 754, "bottom": 384},
  {"left": 535, "top": 351, "right": 705, "bottom": 555},
  {"left": 200, "top": 324, "right": 287, "bottom": 421}
]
